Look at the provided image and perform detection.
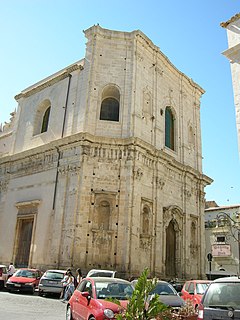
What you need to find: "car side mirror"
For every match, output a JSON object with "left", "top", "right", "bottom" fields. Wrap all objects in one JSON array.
[
  {"left": 81, "top": 291, "right": 91, "bottom": 304},
  {"left": 81, "top": 291, "right": 90, "bottom": 298}
]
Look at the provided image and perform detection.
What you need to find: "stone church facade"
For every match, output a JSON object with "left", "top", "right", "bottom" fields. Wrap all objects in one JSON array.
[{"left": 0, "top": 25, "right": 212, "bottom": 280}]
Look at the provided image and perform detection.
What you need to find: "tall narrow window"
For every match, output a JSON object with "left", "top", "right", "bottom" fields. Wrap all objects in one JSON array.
[
  {"left": 165, "top": 107, "right": 175, "bottom": 150},
  {"left": 41, "top": 106, "right": 51, "bottom": 133}
]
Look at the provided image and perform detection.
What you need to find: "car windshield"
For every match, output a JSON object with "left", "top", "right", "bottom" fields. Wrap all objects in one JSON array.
[
  {"left": 150, "top": 283, "right": 177, "bottom": 295},
  {"left": 45, "top": 271, "right": 64, "bottom": 280},
  {"left": 204, "top": 282, "right": 240, "bottom": 309},
  {"left": 196, "top": 283, "right": 210, "bottom": 294},
  {"left": 96, "top": 281, "right": 133, "bottom": 300},
  {"left": 14, "top": 270, "right": 37, "bottom": 278}
]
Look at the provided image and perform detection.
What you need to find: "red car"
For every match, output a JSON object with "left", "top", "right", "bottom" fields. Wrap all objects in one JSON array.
[
  {"left": 66, "top": 277, "right": 134, "bottom": 320},
  {"left": 180, "top": 279, "right": 211, "bottom": 310},
  {"left": 6, "top": 268, "right": 42, "bottom": 294}
]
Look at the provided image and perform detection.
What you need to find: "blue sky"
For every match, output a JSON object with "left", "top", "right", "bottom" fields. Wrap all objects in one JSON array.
[{"left": 0, "top": 0, "right": 239, "bottom": 206}]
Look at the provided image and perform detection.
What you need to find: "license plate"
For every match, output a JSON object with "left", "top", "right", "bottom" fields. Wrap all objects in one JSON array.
[
  {"left": 48, "top": 281, "right": 55, "bottom": 284},
  {"left": 14, "top": 284, "right": 21, "bottom": 287}
]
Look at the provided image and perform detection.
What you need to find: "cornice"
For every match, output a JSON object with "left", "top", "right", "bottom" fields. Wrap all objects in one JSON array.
[
  {"left": 15, "top": 199, "right": 41, "bottom": 208},
  {"left": 0, "top": 131, "right": 212, "bottom": 185},
  {"left": 15, "top": 64, "right": 83, "bottom": 100},
  {"left": 220, "top": 13, "right": 240, "bottom": 28},
  {"left": 222, "top": 43, "right": 240, "bottom": 63}
]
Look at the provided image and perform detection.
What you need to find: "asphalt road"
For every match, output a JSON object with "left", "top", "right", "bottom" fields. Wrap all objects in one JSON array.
[{"left": 0, "top": 290, "right": 66, "bottom": 320}]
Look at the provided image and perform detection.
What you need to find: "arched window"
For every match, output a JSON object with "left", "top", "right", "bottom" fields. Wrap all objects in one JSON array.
[
  {"left": 100, "top": 98, "right": 119, "bottom": 121},
  {"left": 33, "top": 99, "right": 51, "bottom": 136},
  {"left": 100, "top": 85, "right": 120, "bottom": 122},
  {"left": 165, "top": 107, "right": 175, "bottom": 150},
  {"left": 41, "top": 106, "right": 51, "bottom": 133}
]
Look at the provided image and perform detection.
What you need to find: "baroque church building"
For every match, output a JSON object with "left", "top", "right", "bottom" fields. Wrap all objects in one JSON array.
[{"left": 0, "top": 25, "right": 212, "bottom": 280}]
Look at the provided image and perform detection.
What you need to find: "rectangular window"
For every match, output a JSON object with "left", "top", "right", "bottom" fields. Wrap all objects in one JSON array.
[{"left": 216, "top": 235, "right": 225, "bottom": 243}]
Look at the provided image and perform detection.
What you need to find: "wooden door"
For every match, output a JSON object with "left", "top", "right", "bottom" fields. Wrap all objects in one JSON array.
[
  {"left": 166, "top": 220, "right": 176, "bottom": 277},
  {"left": 15, "top": 219, "right": 33, "bottom": 267}
]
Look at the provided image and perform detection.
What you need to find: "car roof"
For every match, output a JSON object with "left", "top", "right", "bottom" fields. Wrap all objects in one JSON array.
[
  {"left": 44, "top": 269, "right": 66, "bottom": 273},
  {"left": 16, "top": 268, "right": 40, "bottom": 271},
  {"left": 87, "top": 269, "right": 115, "bottom": 272},
  {"left": 212, "top": 276, "right": 240, "bottom": 283},
  {"left": 156, "top": 280, "right": 172, "bottom": 284},
  {"left": 87, "top": 269, "right": 116, "bottom": 275},
  {"left": 86, "top": 277, "right": 131, "bottom": 284},
  {"left": 0, "top": 265, "right": 7, "bottom": 268},
  {"left": 185, "top": 279, "right": 211, "bottom": 283}
]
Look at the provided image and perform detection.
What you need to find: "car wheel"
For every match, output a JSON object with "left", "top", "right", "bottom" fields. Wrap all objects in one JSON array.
[
  {"left": 89, "top": 317, "right": 96, "bottom": 320},
  {"left": 66, "top": 305, "right": 73, "bottom": 320},
  {"left": 38, "top": 290, "right": 43, "bottom": 296},
  {"left": 0, "top": 280, "right": 4, "bottom": 290},
  {"left": 29, "top": 287, "right": 35, "bottom": 295}
]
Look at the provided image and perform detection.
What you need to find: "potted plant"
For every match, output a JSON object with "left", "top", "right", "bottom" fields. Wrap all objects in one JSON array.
[{"left": 171, "top": 300, "right": 197, "bottom": 320}]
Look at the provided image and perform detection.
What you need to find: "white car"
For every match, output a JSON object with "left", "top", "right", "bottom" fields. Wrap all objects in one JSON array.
[{"left": 86, "top": 269, "right": 117, "bottom": 278}]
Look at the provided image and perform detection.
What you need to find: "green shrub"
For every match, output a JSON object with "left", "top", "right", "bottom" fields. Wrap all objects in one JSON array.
[{"left": 116, "top": 268, "right": 169, "bottom": 320}]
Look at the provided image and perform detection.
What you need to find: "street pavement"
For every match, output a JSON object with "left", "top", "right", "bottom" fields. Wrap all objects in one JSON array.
[{"left": 0, "top": 290, "right": 66, "bottom": 319}]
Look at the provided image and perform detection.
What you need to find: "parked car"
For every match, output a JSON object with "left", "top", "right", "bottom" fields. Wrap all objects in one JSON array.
[
  {"left": 6, "top": 268, "right": 42, "bottom": 294},
  {"left": 38, "top": 269, "right": 66, "bottom": 296},
  {"left": 180, "top": 279, "right": 211, "bottom": 310},
  {"left": 0, "top": 265, "right": 8, "bottom": 290},
  {"left": 130, "top": 279, "right": 138, "bottom": 288},
  {"left": 198, "top": 276, "right": 240, "bottom": 320},
  {"left": 86, "top": 269, "right": 117, "bottom": 278},
  {"left": 149, "top": 280, "right": 185, "bottom": 311},
  {"left": 66, "top": 277, "right": 134, "bottom": 320}
]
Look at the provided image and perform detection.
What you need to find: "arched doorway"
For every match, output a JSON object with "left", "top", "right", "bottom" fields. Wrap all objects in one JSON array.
[{"left": 165, "top": 220, "right": 176, "bottom": 277}]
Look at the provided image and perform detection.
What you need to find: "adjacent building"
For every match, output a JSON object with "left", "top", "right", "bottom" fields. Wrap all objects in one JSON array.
[
  {"left": 0, "top": 25, "right": 212, "bottom": 279},
  {"left": 221, "top": 13, "right": 240, "bottom": 157},
  {"left": 205, "top": 203, "right": 240, "bottom": 276}
]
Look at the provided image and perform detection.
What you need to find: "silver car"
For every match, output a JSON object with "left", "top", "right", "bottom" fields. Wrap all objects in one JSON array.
[
  {"left": 198, "top": 276, "right": 240, "bottom": 319},
  {"left": 38, "top": 269, "right": 66, "bottom": 296},
  {"left": 149, "top": 280, "right": 185, "bottom": 311}
]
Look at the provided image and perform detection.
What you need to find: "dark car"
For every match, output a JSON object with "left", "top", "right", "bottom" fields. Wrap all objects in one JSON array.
[
  {"left": 66, "top": 277, "right": 134, "bottom": 320},
  {"left": 149, "top": 280, "right": 185, "bottom": 311},
  {"left": 6, "top": 268, "right": 41, "bottom": 294},
  {"left": 0, "top": 265, "right": 8, "bottom": 290},
  {"left": 38, "top": 269, "right": 66, "bottom": 296},
  {"left": 198, "top": 276, "right": 240, "bottom": 320}
]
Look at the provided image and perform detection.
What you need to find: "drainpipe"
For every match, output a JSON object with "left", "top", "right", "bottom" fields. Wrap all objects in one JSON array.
[{"left": 52, "top": 73, "right": 72, "bottom": 210}]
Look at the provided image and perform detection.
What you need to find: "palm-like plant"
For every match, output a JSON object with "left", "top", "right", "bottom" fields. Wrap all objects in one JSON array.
[{"left": 116, "top": 268, "right": 169, "bottom": 320}]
